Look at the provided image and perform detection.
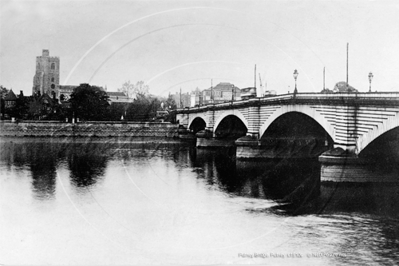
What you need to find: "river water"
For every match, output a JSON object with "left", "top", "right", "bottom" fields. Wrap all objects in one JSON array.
[{"left": 1, "top": 137, "right": 398, "bottom": 265}]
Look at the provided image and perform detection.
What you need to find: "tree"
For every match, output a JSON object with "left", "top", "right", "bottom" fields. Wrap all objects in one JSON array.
[
  {"left": 126, "top": 93, "right": 161, "bottom": 121},
  {"left": 13, "top": 93, "right": 30, "bottom": 119},
  {"left": 27, "top": 96, "right": 43, "bottom": 119},
  {"left": 0, "top": 85, "right": 9, "bottom": 119},
  {"left": 69, "top": 84, "right": 110, "bottom": 121},
  {"left": 117, "top": 81, "right": 134, "bottom": 98},
  {"left": 165, "top": 94, "right": 177, "bottom": 110},
  {"left": 107, "top": 102, "right": 128, "bottom": 121},
  {"left": 134, "top": 81, "right": 149, "bottom": 95},
  {"left": 27, "top": 94, "right": 59, "bottom": 120},
  {"left": 118, "top": 80, "right": 149, "bottom": 99},
  {"left": 0, "top": 85, "right": 9, "bottom": 99}
]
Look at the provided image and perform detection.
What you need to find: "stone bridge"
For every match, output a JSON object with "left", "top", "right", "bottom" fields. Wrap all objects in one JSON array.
[{"left": 176, "top": 92, "right": 399, "bottom": 182}]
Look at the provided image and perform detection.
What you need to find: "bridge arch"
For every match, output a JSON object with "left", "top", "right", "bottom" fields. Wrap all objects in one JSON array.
[
  {"left": 259, "top": 105, "right": 335, "bottom": 140},
  {"left": 189, "top": 117, "right": 206, "bottom": 134},
  {"left": 214, "top": 114, "right": 248, "bottom": 139},
  {"left": 213, "top": 110, "right": 249, "bottom": 133},
  {"left": 188, "top": 114, "right": 207, "bottom": 130},
  {"left": 357, "top": 112, "right": 399, "bottom": 154}
]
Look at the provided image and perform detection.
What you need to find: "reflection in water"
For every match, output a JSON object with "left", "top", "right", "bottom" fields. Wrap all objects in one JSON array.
[
  {"left": 67, "top": 142, "right": 108, "bottom": 189},
  {"left": 190, "top": 147, "right": 399, "bottom": 218},
  {"left": 191, "top": 148, "right": 320, "bottom": 205},
  {"left": 318, "top": 182, "right": 399, "bottom": 217},
  {"left": 1, "top": 137, "right": 399, "bottom": 265},
  {"left": 0, "top": 140, "right": 58, "bottom": 199},
  {"left": 29, "top": 143, "right": 57, "bottom": 200},
  {"left": 1, "top": 138, "right": 398, "bottom": 214}
]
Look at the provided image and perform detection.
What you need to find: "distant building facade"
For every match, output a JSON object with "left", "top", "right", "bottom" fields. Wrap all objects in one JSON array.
[
  {"left": 107, "top": 91, "right": 132, "bottom": 103},
  {"left": 32, "top": 49, "right": 60, "bottom": 97},
  {"left": 199, "top": 82, "right": 241, "bottom": 106},
  {"left": 57, "top": 85, "right": 76, "bottom": 102},
  {"left": 4, "top": 89, "right": 17, "bottom": 109},
  {"left": 171, "top": 91, "right": 191, "bottom": 108},
  {"left": 179, "top": 82, "right": 242, "bottom": 107},
  {"left": 190, "top": 88, "right": 203, "bottom": 107},
  {"left": 333, "top": 81, "right": 358, "bottom": 93}
]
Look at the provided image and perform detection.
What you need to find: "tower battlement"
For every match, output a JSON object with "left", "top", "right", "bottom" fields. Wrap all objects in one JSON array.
[{"left": 42, "top": 49, "right": 49, "bottom": 56}]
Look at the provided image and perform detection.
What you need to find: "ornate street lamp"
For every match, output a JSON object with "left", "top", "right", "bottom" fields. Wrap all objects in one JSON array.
[
  {"left": 368, "top": 72, "right": 373, "bottom": 92},
  {"left": 293, "top": 69, "right": 299, "bottom": 94}
]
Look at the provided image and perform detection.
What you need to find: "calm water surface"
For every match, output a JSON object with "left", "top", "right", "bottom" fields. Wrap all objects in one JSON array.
[{"left": 0, "top": 137, "right": 398, "bottom": 265}]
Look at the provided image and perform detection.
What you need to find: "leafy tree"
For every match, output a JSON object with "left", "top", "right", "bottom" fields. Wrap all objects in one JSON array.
[
  {"left": 117, "top": 81, "right": 134, "bottom": 98},
  {"left": 118, "top": 80, "right": 149, "bottom": 99},
  {"left": 134, "top": 81, "right": 149, "bottom": 95},
  {"left": 26, "top": 94, "right": 59, "bottom": 120},
  {"left": 0, "top": 85, "right": 9, "bottom": 118},
  {"left": 126, "top": 93, "right": 161, "bottom": 121},
  {"left": 107, "top": 102, "right": 128, "bottom": 121},
  {"left": 27, "top": 96, "right": 43, "bottom": 119},
  {"left": 0, "top": 85, "right": 9, "bottom": 99},
  {"left": 69, "top": 84, "right": 110, "bottom": 121},
  {"left": 165, "top": 94, "right": 177, "bottom": 110},
  {"left": 13, "top": 94, "right": 30, "bottom": 119}
]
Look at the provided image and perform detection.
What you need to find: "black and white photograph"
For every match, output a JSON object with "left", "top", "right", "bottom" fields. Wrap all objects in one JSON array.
[{"left": 1, "top": 0, "right": 399, "bottom": 265}]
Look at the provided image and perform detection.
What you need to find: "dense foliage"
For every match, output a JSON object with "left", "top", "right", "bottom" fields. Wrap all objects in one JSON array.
[
  {"left": 69, "top": 84, "right": 110, "bottom": 121},
  {"left": 126, "top": 93, "right": 161, "bottom": 121},
  {"left": 0, "top": 86, "right": 9, "bottom": 118},
  {"left": 108, "top": 102, "right": 128, "bottom": 121},
  {"left": 1, "top": 82, "right": 177, "bottom": 122}
]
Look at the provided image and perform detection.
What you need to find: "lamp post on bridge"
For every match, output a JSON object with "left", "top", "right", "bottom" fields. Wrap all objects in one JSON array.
[
  {"left": 293, "top": 69, "right": 299, "bottom": 95},
  {"left": 231, "top": 85, "right": 234, "bottom": 103},
  {"left": 368, "top": 72, "right": 373, "bottom": 93}
]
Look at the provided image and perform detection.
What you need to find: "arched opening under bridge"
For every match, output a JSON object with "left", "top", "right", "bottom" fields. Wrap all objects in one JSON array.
[
  {"left": 261, "top": 112, "right": 334, "bottom": 158},
  {"left": 189, "top": 117, "right": 206, "bottom": 134},
  {"left": 214, "top": 115, "right": 247, "bottom": 139},
  {"left": 359, "top": 127, "right": 399, "bottom": 173}
]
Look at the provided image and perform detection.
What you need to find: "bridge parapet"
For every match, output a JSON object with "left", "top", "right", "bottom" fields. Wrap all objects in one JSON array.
[{"left": 176, "top": 92, "right": 399, "bottom": 114}]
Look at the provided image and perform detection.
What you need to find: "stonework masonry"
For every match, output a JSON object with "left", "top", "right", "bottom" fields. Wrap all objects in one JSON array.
[
  {"left": 32, "top": 49, "right": 60, "bottom": 97},
  {"left": 0, "top": 121, "right": 179, "bottom": 138}
]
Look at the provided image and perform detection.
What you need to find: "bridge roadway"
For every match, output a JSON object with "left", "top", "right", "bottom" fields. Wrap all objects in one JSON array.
[{"left": 176, "top": 92, "right": 399, "bottom": 182}]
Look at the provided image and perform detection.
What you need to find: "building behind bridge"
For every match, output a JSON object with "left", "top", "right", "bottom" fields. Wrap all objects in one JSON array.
[
  {"left": 171, "top": 91, "right": 191, "bottom": 109},
  {"left": 173, "top": 82, "right": 242, "bottom": 108},
  {"left": 199, "top": 82, "right": 241, "bottom": 105}
]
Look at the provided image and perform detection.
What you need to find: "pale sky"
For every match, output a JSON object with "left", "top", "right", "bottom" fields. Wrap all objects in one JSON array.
[{"left": 1, "top": 0, "right": 399, "bottom": 96}]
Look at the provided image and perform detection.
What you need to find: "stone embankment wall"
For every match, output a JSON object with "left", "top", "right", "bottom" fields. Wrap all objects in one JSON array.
[{"left": 0, "top": 121, "right": 179, "bottom": 138}]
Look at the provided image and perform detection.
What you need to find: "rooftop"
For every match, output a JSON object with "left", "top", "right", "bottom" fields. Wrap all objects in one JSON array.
[
  {"left": 4, "top": 90, "right": 17, "bottom": 101},
  {"left": 107, "top": 91, "right": 128, "bottom": 97}
]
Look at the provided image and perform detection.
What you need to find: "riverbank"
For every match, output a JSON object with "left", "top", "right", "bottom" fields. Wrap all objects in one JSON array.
[{"left": 0, "top": 121, "right": 179, "bottom": 138}]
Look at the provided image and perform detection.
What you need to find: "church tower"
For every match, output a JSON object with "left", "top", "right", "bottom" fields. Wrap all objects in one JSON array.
[{"left": 32, "top": 49, "right": 60, "bottom": 97}]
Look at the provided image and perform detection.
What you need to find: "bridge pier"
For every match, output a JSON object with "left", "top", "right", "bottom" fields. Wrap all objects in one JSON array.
[
  {"left": 235, "top": 135, "right": 262, "bottom": 159},
  {"left": 319, "top": 148, "right": 399, "bottom": 183},
  {"left": 177, "top": 126, "right": 196, "bottom": 140},
  {"left": 236, "top": 136, "right": 331, "bottom": 159},
  {"left": 196, "top": 130, "right": 237, "bottom": 148}
]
